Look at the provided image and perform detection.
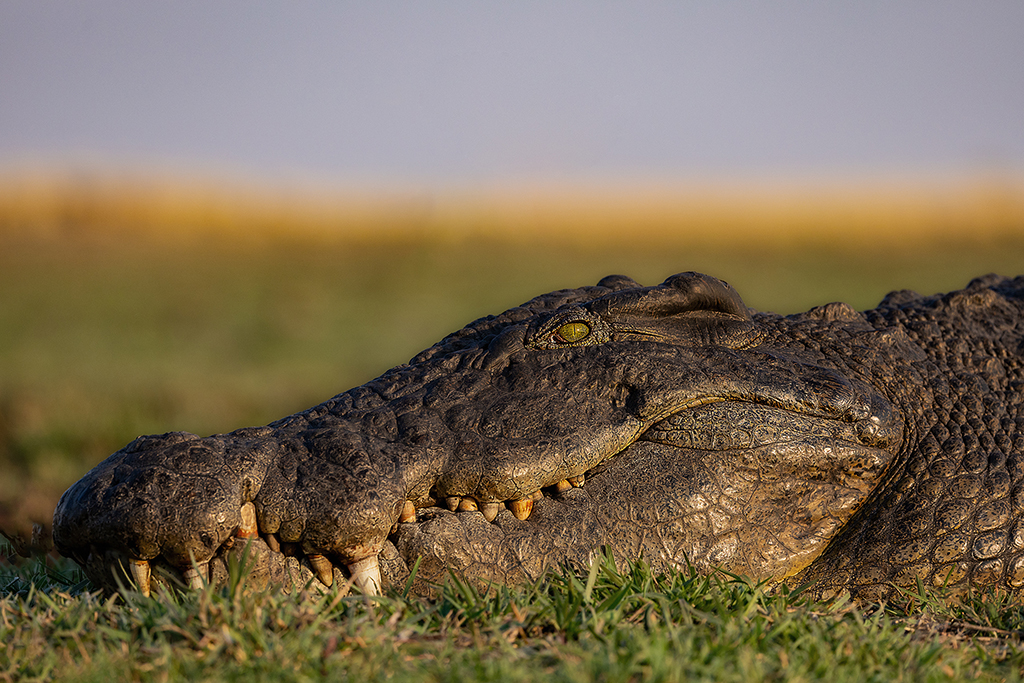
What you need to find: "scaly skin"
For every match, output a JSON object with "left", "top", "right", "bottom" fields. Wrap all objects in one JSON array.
[{"left": 52, "top": 272, "right": 1024, "bottom": 601}]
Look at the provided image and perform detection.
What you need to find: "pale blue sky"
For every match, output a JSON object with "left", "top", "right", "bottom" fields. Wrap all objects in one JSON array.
[{"left": 2, "top": 1, "right": 1022, "bottom": 185}]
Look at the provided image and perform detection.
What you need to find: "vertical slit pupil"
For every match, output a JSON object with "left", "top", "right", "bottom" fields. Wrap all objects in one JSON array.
[{"left": 557, "top": 322, "right": 591, "bottom": 343}]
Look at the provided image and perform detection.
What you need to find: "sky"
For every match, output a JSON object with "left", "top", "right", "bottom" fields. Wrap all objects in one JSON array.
[{"left": 2, "top": 1, "right": 1023, "bottom": 187}]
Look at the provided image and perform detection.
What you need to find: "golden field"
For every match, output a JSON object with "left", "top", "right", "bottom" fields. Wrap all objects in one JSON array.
[{"left": 3, "top": 168, "right": 1023, "bottom": 246}]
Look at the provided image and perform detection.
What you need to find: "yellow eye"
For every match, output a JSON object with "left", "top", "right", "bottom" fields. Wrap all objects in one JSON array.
[{"left": 555, "top": 321, "right": 591, "bottom": 343}]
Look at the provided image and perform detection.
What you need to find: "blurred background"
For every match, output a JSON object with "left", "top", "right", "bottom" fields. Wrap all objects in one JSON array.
[{"left": 1, "top": 1, "right": 1023, "bottom": 553}]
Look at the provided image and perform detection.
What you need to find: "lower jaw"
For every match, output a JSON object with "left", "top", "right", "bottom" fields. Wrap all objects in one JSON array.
[{"left": 81, "top": 475, "right": 595, "bottom": 598}]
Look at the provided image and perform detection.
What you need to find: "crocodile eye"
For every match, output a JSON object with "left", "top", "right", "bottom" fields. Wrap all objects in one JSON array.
[{"left": 554, "top": 321, "right": 591, "bottom": 344}]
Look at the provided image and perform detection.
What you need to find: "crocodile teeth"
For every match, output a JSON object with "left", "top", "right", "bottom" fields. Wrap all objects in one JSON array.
[
  {"left": 445, "top": 496, "right": 461, "bottom": 511},
  {"left": 398, "top": 500, "right": 417, "bottom": 523},
  {"left": 456, "top": 497, "right": 478, "bottom": 512},
  {"left": 182, "top": 562, "right": 208, "bottom": 589},
  {"left": 308, "top": 554, "right": 334, "bottom": 587},
  {"left": 235, "top": 501, "right": 258, "bottom": 538},
  {"left": 128, "top": 559, "right": 151, "bottom": 597},
  {"left": 347, "top": 555, "right": 381, "bottom": 595},
  {"left": 508, "top": 498, "right": 533, "bottom": 520},
  {"left": 529, "top": 490, "right": 543, "bottom": 501},
  {"left": 568, "top": 474, "right": 585, "bottom": 487},
  {"left": 264, "top": 532, "right": 281, "bottom": 553},
  {"left": 480, "top": 501, "right": 504, "bottom": 522},
  {"left": 555, "top": 479, "right": 572, "bottom": 493}
]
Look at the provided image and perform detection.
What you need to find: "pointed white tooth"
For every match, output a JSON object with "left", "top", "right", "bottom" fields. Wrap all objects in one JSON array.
[
  {"left": 128, "top": 559, "right": 151, "bottom": 597},
  {"left": 399, "top": 500, "right": 417, "bottom": 523},
  {"left": 568, "top": 474, "right": 585, "bottom": 487},
  {"left": 308, "top": 554, "right": 334, "bottom": 587},
  {"left": 235, "top": 501, "right": 258, "bottom": 538},
  {"left": 347, "top": 555, "right": 381, "bottom": 596},
  {"left": 508, "top": 498, "right": 533, "bottom": 520},
  {"left": 480, "top": 501, "right": 504, "bottom": 522},
  {"left": 456, "top": 497, "right": 478, "bottom": 512},
  {"left": 183, "top": 562, "right": 208, "bottom": 589},
  {"left": 555, "top": 479, "right": 572, "bottom": 493}
]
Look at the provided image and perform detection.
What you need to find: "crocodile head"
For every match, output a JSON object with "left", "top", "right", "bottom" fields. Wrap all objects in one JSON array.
[{"left": 53, "top": 272, "right": 908, "bottom": 597}]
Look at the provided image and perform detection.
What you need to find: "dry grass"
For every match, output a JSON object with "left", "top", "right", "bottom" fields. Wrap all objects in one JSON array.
[{"left": 2, "top": 168, "right": 1023, "bottom": 247}]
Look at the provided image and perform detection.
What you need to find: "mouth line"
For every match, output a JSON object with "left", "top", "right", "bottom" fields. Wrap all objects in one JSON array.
[
  {"left": 397, "top": 468, "right": 594, "bottom": 530},
  {"left": 393, "top": 395, "right": 879, "bottom": 535},
  {"left": 680, "top": 394, "right": 864, "bottom": 420}
]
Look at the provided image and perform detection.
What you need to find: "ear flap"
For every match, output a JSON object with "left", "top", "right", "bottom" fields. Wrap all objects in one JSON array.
[
  {"left": 590, "top": 272, "right": 750, "bottom": 320},
  {"left": 659, "top": 272, "right": 751, "bottom": 319},
  {"left": 596, "top": 274, "right": 642, "bottom": 290},
  {"left": 587, "top": 272, "right": 757, "bottom": 346}
]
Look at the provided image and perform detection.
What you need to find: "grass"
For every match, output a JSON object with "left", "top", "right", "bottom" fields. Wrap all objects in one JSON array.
[{"left": 3, "top": 541, "right": 1024, "bottom": 682}]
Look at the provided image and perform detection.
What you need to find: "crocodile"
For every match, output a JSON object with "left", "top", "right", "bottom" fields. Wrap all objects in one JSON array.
[{"left": 52, "top": 272, "right": 1024, "bottom": 601}]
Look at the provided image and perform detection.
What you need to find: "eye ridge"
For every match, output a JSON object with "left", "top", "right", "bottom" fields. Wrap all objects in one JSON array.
[{"left": 554, "top": 320, "right": 591, "bottom": 344}]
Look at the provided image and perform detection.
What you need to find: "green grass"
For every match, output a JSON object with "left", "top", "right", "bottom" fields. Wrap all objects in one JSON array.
[{"left": 3, "top": 542, "right": 1024, "bottom": 682}]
